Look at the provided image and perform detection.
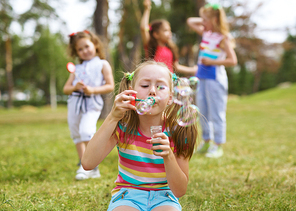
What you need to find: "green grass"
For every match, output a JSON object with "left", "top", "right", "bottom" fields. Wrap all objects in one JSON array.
[{"left": 1, "top": 84, "right": 296, "bottom": 210}]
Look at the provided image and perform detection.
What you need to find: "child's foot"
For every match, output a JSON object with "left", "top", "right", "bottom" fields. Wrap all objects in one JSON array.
[
  {"left": 196, "top": 141, "right": 211, "bottom": 153},
  {"left": 88, "top": 167, "right": 101, "bottom": 179},
  {"left": 205, "top": 145, "right": 223, "bottom": 158},
  {"left": 75, "top": 165, "right": 89, "bottom": 180},
  {"left": 75, "top": 165, "right": 101, "bottom": 180}
]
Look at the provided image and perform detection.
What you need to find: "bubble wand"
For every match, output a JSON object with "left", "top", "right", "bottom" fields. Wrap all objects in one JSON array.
[
  {"left": 66, "top": 62, "right": 82, "bottom": 81},
  {"left": 130, "top": 94, "right": 156, "bottom": 115}
]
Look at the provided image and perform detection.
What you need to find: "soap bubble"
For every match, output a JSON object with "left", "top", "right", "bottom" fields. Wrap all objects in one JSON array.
[
  {"left": 176, "top": 104, "right": 200, "bottom": 127},
  {"left": 173, "top": 86, "right": 192, "bottom": 105},
  {"left": 136, "top": 97, "right": 155, "bottom": 115},
  {"left": 173, "top": 77, "right": 194, "bottom": 105},
  {"left": 189, "top": 76, "right": 199, "bottom": 92}
]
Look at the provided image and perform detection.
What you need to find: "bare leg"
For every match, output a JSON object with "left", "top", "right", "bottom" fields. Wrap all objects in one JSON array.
[
  {"left": 112, "top": 206, "right": 139, "bottom": 211},
  {"left": 75, "top": 141, "right": 88, "bottom": 160},
  {"left": 152, "top": 206, "right": 179, "bottom": 211}
]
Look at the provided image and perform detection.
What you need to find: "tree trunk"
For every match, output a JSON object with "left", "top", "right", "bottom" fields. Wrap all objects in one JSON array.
[
  {"left": 252, "top": 70, "right": 262, "bottom": 93},
  {"left": 94, "top": 0, "right": 113, "bottom": 119},
  {"left": 118, "top": 0, "right": 142, "bottom": 71},
  {"left": 50, "top": 70, "right": 57, "bottom": 110},
  {"left": 5, "top": 36, "right": 13, "bottom": 109},
  {"left": 193, "top": 0, "right": 205, "bottom": 63}
]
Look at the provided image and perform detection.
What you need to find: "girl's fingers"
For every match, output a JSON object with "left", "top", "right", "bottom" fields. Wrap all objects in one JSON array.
[
  {"left": 115, "top": 90, "right": 137, "bottom": 102},
  {"left": 113, "top": 91, "right": 137, "bottom": 112},
  {"left": 151, "top": 133, "right": 168, "bottom": 141}
]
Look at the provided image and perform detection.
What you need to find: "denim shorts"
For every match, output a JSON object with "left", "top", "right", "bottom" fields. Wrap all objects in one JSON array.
[{"left": 107, "top": 188, "right": 182, "bottom": 211}]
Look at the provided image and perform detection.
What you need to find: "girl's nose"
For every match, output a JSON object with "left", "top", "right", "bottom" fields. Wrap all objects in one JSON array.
[{"left": 149, "top": 85, "right": 157, "bottom": 96}]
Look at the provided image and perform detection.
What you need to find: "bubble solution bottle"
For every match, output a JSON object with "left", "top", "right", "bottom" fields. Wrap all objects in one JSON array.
[{"left": 150, "top": 125, "right": 163, "bottom": 152}]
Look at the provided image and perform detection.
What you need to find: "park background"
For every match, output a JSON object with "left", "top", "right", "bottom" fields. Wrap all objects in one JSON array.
[{"left": 1, "top": 0, "right": 296, "bottom": 210}]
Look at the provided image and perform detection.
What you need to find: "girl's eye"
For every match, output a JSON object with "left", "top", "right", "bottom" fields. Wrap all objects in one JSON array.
[
  {"left": 141, "top": 85, "right": 149, "bottom": 88},
  {"left": 157, "top": 85, "right": 167, "bottom": 90}
]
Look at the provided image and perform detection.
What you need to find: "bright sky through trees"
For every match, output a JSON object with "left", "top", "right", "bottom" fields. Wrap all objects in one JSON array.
[{"left": 10, "top": 0, "right": 296, "bottom": 43}]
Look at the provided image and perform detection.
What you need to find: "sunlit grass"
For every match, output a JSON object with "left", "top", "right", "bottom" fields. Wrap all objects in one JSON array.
[{"left": 1, "top": 84, "right": 296, "bottom": 210}]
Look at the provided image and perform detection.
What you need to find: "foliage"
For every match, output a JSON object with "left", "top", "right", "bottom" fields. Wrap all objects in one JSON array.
[
  {"left": 0, "top": 0, "right": 14, "bottom": 34},
  {"left": 277, "top": 34, "right": 296, "bottom": 84},
  {"left": 168, "top": 0, "right": 198, "bottom": 66},
  {"left": 0, "top": 84, "right": 296, "bottom": 210},
  {"left": 229, "top": 0, "right": 280, "bottom": 93},
  {"left": 169, "top": 0, "right": 197, "bottom": 48},
  {"left": 1, "top": 0, "right": 296, "bottom": 107},
  {"left": 18, "top": 0, "right": 63, "bottom": 35},
  {"left": 12, "top": 28, "right": 69, "bottom": 102}
]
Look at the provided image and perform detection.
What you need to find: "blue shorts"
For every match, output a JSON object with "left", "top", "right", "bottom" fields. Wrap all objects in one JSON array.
[{"left": 107, "top": 188, "right": 182, "bottom": 211}]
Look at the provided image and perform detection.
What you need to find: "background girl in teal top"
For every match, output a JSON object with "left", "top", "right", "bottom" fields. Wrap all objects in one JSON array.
[{"left": 187, "top": 3, "right": 237, "bottom": 158}]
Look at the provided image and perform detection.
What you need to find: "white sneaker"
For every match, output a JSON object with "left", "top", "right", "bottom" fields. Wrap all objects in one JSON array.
[
  {"left": 75, "top": 165, "right": 101, "bottom": 180},
  {"left": 88, "top": 168, "right": 101, "bottom": 179},
  {"left": 205, "top": 145, "right": 223, "bottom": 158},
  {"left": 75, "top": 165, "right": 89, "bottom": 180}
]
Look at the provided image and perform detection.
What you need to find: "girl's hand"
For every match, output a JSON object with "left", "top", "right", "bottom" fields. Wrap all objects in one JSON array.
[
  {"left": 82, "top": 86, "right": 94, "bottom": 95},
  {"left": 110, "top": 90, "right": 137, "bottom": 121},
  {"left": 74, "top": 81, "right": 85, "bottom": 91},
  {"left": 143, "top": 0, "right": 151, "bottom": 10},
  {"left": 201, "top": 58, "right": 214, "bottom": 66},
  {"left": 147, "top": 132, "right": 172, "bottom": 157}
]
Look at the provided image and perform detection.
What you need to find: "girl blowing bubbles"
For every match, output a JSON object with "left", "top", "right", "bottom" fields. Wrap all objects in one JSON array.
[
  {"left": 63, "top": 30, "right": 114, "bottom": 180},
  {"left": 82, "top": 61, "right": 198, "bottom": 210},
  {"left": 187, "top": 4, "right": 237, "bottom": 158},
  {"left": 141, "top": 0, "right": 197, "bottom": 75}
]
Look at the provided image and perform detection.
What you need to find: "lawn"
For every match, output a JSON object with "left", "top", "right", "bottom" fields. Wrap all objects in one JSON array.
[{"left": 1, "top": 84, "right": 296, "bottom": 210}]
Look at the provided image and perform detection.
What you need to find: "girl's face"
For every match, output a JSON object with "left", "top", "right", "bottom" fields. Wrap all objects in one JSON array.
[
  {"left": 201, "top": 13, "right": 214, "bottom": 31},
  {"left": 154, "top": 22, "right": 172, "bottom": 44},
  {"left": 134, "top": 64, "right": 172, "bottom": 115},
  {"left": 75, "top": 38, "right": 96, "bottom": 61}
]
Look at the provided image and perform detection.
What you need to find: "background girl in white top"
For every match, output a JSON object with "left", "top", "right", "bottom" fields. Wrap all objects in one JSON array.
[{"left": 63, "top": 30, "right": 114, "bottom": 180}]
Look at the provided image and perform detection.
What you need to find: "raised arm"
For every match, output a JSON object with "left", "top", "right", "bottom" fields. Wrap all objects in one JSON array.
[
  {"left": 186, "top": 17, "right": 204, "bottom": 36},
  {"left": 82, "top": 90, "right": 137, "bottom": 170},
  {"left": 140, "top": 0, "right": 152, "bottom": 46}
]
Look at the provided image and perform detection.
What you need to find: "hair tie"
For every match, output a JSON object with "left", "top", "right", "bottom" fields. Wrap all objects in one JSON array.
[
  {"left": 68, "top": 30, "right": 90, "bottom": 37},
  {"left": 126, "top": 71, "right": 135, "bottom": 81},
  {"left": 172, "top": 73, "right": 178, "bottom": 82},
  {"left": 149, "top": 24, "right": 152, "bottom": 32},
  {"left": 68, "top": 32, "right": 76, "bottom": 37},
  {"left": 205, "top": 3, "right": 220, "bottom": 10}
]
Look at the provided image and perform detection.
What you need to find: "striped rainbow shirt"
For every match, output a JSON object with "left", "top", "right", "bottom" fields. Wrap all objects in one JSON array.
[
  {"left": 111, "top": 123, "right": 176, "bottom": 195},
  {"left": 196, "top": 31, "right": 226, "bottom": 80}
]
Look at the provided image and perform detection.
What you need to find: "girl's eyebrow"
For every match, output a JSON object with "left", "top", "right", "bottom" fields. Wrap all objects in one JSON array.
[{"left": 139, "top": 77, "right": 168, "bottom": 83}]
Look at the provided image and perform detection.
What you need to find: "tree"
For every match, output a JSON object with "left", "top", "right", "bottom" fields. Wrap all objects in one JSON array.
[
  {"left": 18, "top": 0, "right": 65, "bottom": 109},
  {"left": 277, "top": 34, "right": 296, "bottom": 84},
  {"left": 0, "top": 0, "right": 14, "bottom": 108},
  {"left": 79, "top": 0, "right": 114, "bottom": 118},
  {"left": 169, "top": 0, "right": 204, "bottom": 67},
  {"left": 117, "top": 0, "right": 143, "bottom": 72},
  {"left": 12, "top": 28, "right": 69, "bottom": 104},
  {"left": 93, "top": 0, "right": 113, "bottom": 118},
  {"left": 229, "top": 0, "right": 279, "bottom": 93}
]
